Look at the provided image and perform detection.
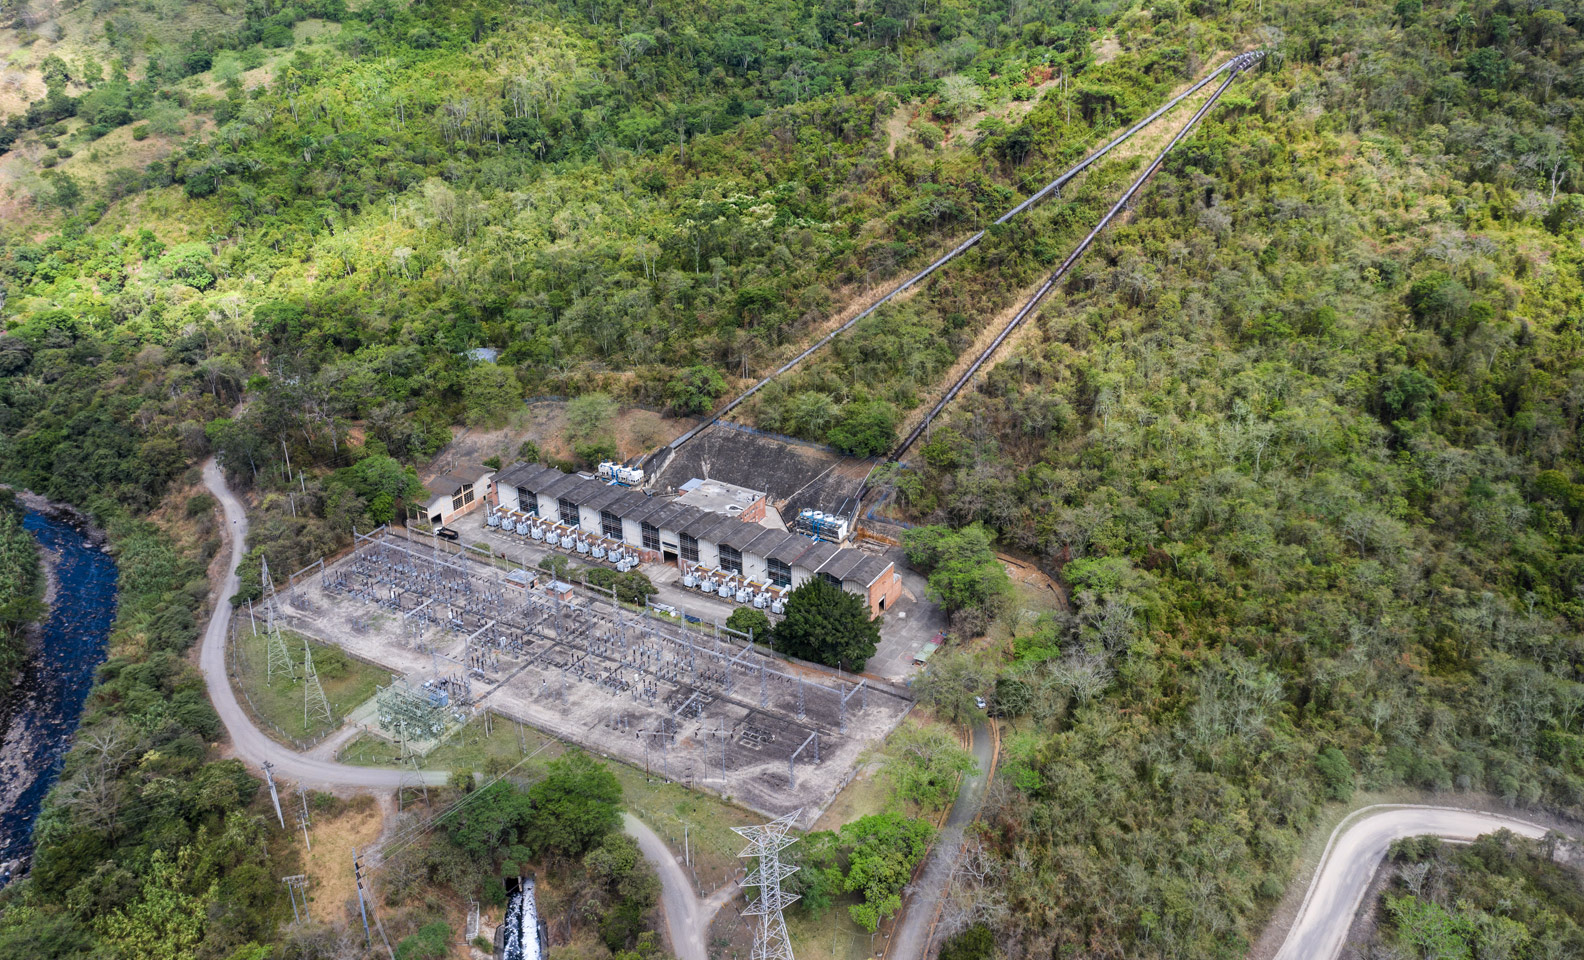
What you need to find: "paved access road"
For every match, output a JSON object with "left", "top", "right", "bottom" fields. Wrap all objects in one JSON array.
[
  {"left": 199, "top": 460, "right": 710, "bottom": 960},
  {"left": 1271, "top": 804, "right": 1549, "bottom": 960},
  {"left": 886, "top": 719, "right": 994, "bottom": 960}
]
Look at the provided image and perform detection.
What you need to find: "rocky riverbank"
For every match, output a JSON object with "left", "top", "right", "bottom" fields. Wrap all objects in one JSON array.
[{"left": 0, "top": 494, "right": 117, "bottom": 884}]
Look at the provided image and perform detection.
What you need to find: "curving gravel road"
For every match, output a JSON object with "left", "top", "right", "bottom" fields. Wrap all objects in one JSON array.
[
  {"left": 624, "top": 814, "right": 713, "bottom": 960},
  {"left": 886, "top": 719, "right": 994, "bottom": 960},
  {"left": 199, "top": 459, "right": 706, "bottom": 958},
  {"left": 1271, "top": 804, "right": 1550, "bottom": 960},
  {"left": 199, "top": 459, "right": 444, "bottom": 790}
]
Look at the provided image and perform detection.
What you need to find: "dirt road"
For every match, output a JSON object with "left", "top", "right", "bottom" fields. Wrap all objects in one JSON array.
[
  {"left": 886, "top": 719, "right": 994, "bottom": 960},
  {"left": 1270, "top": 804, "right": 1549, "bottom": 960},
  {"left": 199, "top": 459, "right": 707, "bottom": 955},
  {"left": 199, "top": 459, "right": 445, "bottom": 790}
]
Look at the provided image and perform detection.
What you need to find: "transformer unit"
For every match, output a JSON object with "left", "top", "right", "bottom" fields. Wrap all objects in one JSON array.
[
  {"left": 486, "top": 511, "right": 501, "bottom": 528},
  {"left": 682, "top": 572, "right": 697, "bottom": 589},
  {"left": 795, "top": 508, "right": 849, "bottom": 542},
  {"left": 795, "top": 509, "right": 817, "bottom": 535},
  {"left": 813, "top": 512, "right": 850, "bottom": 542},
  {"left": 591, "top": 544, "right": 606, "bottom": 560}
]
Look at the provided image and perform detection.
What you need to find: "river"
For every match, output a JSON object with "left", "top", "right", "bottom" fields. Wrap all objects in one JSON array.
[{"left": 0, "top": 508, "right": 118, "bottom": 884}]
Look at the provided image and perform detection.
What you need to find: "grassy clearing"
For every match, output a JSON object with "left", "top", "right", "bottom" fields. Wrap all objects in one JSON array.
[
  {"left": 340, "top": 711, "right": 760, "bottom": 890},
  {"left": 339, "top": 712, "right": 567, "bottom": 771},
  {"left": 786, "top": 902, "right": 878, "bottom": 960},
  {"left": 606, "top": 762, "right": 760, "bottom": 890},
  {"left": 232, "top": 620, "right": 390, "bottom": 742},
  {"left": 811, "top": 759, "right": 890, "bottom": 834}
]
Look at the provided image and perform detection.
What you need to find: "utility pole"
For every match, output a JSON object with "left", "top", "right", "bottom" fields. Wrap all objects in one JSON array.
[
  {"left": 297, "top": 791, "right": 312, "bottom": 850},
  {"left": 734, "top": 811, "right": 803, "bottom": 960},
  {"left": 303, "top": 636, "right": 332, "bottom": 729},
  {"left": 261, "top": 558, "right": 295, "bottom": 683},
  {"left": 282, "top": 874, "right": 309, "bottom": 924},
  {"left": 262, "top": 761, "right": 284, "bottom": 829},
  {"left": 353, "top": 848, "right": 372, "bottom": 948}
]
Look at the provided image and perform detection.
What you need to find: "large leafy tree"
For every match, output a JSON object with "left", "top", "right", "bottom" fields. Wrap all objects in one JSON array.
[
  {"left": 447, "top": 781, "right": 535, "bottom": 860},
  {"left": 826, "top": 400, "right": 899, "bottom": 457},
  {"left": 902, "top": 523, "right": 1011, "bottom": 622},
  {"left": 770, "top": 577, "right": 879, "bottom": 671},
  {"left": 665, "top": 365, "right": 727, "bottom": 416},
  {"left": 524, "top": 752, "right": 623, "bottom": 859},
  {"left": 839, "top": 812, "right": 933, "bottom": 932}
]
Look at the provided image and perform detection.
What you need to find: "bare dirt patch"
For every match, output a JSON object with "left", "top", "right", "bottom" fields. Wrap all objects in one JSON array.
[
  {"left": 1093, "top": 33, "right": 1123, "bottom": 65},
  {"left": 883, "top": 102, "right": 912, "bottom": 157},
  {"left": 425, "top": 404, "right": 699, "bottom": 479},
  {"left": 302, "top": 796, "right": 385, "bottom": 924},
  {"left": 942, "top": 74, "right": 1064, "bottom": 150}
]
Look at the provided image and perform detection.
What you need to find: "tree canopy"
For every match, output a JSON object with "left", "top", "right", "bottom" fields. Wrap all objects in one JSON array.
[{"left": 770, "top": 577, "right": 880, "bottom": 672}]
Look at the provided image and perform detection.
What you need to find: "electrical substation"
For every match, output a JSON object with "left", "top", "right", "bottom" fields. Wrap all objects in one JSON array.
[{"left": 272, "top": 528, "right": 911, "bottom": 823}]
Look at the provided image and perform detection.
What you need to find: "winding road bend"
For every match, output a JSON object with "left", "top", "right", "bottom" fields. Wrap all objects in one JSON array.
[
  {"left": 887, "top": 719, "right": 994, "bottom": 960},
  {"left": 1270, "top": 804, "right": 1550, "bottom": 960},
  {"left": 198, "top": 458, "right": 711, "bottom": 960}
]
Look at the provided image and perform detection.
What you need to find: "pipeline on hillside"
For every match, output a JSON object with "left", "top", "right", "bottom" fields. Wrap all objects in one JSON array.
[
  {"left": 664, "top": 54, "right": 1254, "bottom": 454},
  {"left": 891, "top": 53, "right": 1263, "bottom": 461}
]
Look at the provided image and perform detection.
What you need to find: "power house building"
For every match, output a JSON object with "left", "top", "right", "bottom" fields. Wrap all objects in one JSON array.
[{"left": 488, "top": 461, "right": 902, "bottom": 617}]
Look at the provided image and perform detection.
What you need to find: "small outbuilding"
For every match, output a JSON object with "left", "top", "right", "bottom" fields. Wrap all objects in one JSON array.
[{"left": 423, "top": 466, "right": 494, "bottom": 527}]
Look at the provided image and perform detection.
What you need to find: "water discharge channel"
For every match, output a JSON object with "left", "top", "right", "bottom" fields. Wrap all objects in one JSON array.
[
  {"left": 0, "top": 508, "right": 118, "bottom": 884},
  {"left": 499, "top": 876, "right": 545, "bottom": 960}
]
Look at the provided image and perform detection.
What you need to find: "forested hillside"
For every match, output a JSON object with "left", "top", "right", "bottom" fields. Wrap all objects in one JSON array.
[
  {"left": 0, "top": 0, "right": 1581, "bottom": 957},
  {"left": 899, "top": 3, "right": 1584, "bottom": 959},
  {"left": 0, "top": 489, "right": 41, "bottom": 680}
]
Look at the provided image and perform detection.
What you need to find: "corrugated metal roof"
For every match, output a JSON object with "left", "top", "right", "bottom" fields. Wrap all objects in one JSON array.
[
  {"left": 796, "top": 542, "right": 841, "bottom": 570},
  {"left": 846, "top": 555, "right": 893, "bottom": 587},
  {"left": 539, "top": 472, "right": 586, "bottom": 501},
  {"left": 582, "top": 484, "right": 629, "bottom": 512},
  {"left": 766, "top": 535, "right": 819, "bottom": 566},
  {"left": 818, "top": 551, "right": 867, "bottom": 582}
]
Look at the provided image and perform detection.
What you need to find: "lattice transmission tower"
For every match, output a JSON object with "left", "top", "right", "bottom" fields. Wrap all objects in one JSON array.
[
  {"left": 733, "top": 810, "right": 803, "bottom": 960},
  {"left": 302, "top": 636, "right": 332, "bottom": 729},
  {"left": 261, "top": 557, "right": 296, "bottom": 683}
]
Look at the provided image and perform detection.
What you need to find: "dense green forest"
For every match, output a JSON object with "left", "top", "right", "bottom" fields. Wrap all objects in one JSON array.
[
  {"left": 0, "top": 489, "right": 42, "bottom": 680},
  {"left": 0, "top": 493, "right": 291, "bottom": 959},
  {"left": 0, "top": 0, "right": 1581, "bottom": 956},
  {"left": 1371, "top": 832, "right": 1584, "bottom": 957},
  {"left": 896, "top": 2, "right": 1584, "bottom": 958}
]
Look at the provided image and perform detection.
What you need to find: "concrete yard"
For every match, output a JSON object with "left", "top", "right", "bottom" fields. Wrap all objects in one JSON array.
[
  {"left": 275, "top": 529, "right": 914, "bottom": 827},
  {"left": 451, "top": 507, "right": 941, "bottom": 684}
]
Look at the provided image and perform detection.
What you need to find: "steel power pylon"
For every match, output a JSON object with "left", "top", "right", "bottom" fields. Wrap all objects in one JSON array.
[
  {"left": 733, "top": 810, "right": 804, "bottom": 960},
  {"left": 261, "top": 557, "right": 296, "bottom": 683},
  {"left": 302, "top": 635, "right": 332, "bottom": 728}
]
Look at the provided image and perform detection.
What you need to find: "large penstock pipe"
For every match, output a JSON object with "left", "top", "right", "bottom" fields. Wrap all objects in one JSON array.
[
  {"left": 891, "top": 59, "right": 1258, "bottom": 460},
  {"left": 665, "top": 54, "right": 1255, "bottom": 454}
]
